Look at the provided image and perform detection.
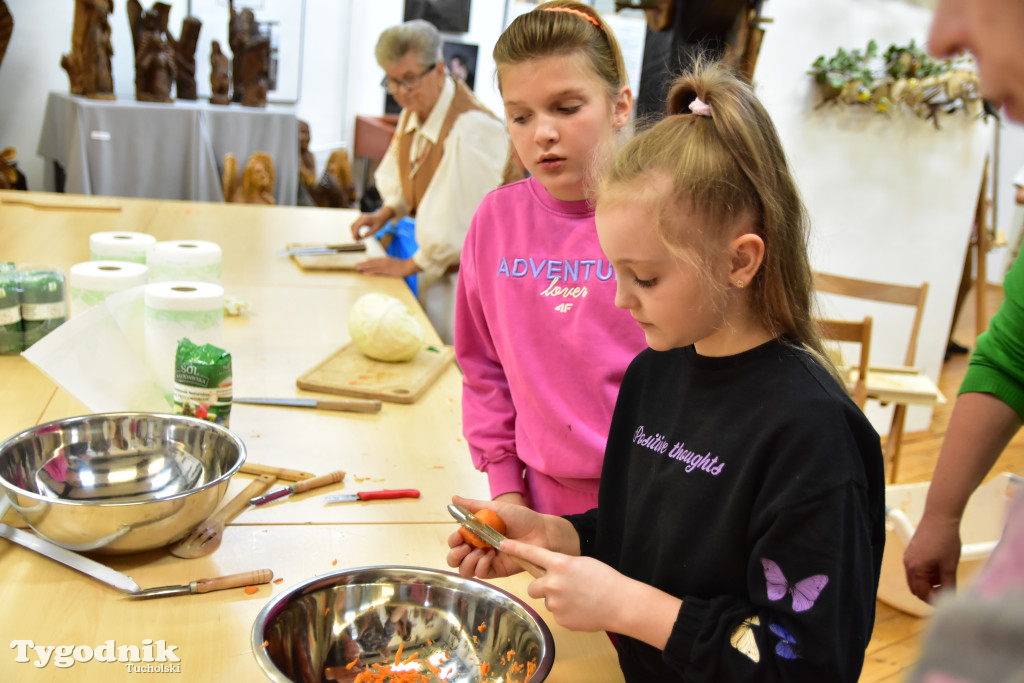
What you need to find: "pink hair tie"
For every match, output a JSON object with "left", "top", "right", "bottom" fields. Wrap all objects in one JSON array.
[
  {"left": 542, "top": 6, "right": 602, "bottom": 29},
  {"left": 689, "top": 97, "right": 712, "bottom": 117}
]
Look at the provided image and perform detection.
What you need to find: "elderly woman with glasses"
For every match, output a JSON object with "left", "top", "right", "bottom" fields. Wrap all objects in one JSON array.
[{"left": 350, "top": 20, "right": 511, "bottom": 343}]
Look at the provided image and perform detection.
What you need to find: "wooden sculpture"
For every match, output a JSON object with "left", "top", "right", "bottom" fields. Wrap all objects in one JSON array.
[
  {"left": 209, "top": 40, "right": 231, "bottom": 105},
  {"left": 222, "top": 152, "right": 276, "bottom": 205},
  {"left": 0, "top": 148, "right": 25, "bottom": 191},
  {"left": 309, "top": 150, "right": 358, "bottom": 209},
  {"left": 127, "top": 1, "right": 176, "bottom": 102},
  {"left": 61, "top": 0, "right": 116, "bottom": 99},
  {"left": 172, "top": 16, "right": 202, "bottom": 100},
  {"left": 0, "top": 1, "right": 13, "bottom": 72},
  {"left": 240, "top": 34, "right": 270, "bottom": 107},
  {"left": 228, "top": 0, "right": 258, "bottom": 103},
  {"left": 298, "top": 120, "right": 316, "bottom": 188}
]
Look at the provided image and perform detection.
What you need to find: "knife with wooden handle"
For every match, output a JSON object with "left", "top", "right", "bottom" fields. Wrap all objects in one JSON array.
[
  {"left": 234, "top": 397, "right": 382, "bottom": 413},
  {"left": 250, "top": 470, "right": 347, "bottom": 505}
]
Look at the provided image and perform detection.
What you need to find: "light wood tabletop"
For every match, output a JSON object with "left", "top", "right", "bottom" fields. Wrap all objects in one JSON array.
[{"left": 0, "top": 191, "right": 623, "bottom": 682}]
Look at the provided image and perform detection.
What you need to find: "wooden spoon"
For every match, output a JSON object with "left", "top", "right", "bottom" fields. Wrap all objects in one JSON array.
[{"left": 169, "top": 474, "right": 276, "bottom": 559}]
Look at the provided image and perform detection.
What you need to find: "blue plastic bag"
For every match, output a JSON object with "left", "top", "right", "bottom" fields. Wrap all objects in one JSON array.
[{"left": 374, "top": 217, "right": 418, "bottom": 296}]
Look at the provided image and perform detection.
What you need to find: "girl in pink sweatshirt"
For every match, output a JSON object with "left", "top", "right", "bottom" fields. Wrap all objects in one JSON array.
[{"left": 454, "top": 1, "right": 647, "bottom": 515}]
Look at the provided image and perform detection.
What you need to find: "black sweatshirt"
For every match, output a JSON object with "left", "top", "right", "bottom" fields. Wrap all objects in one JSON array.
[{"left": 566, "top": 339, "right": 885, "bottom": 682}]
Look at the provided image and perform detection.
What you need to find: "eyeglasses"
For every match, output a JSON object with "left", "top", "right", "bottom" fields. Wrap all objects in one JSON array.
[{"left": 380, "top": 63, "right": 437, "bottom": 93}]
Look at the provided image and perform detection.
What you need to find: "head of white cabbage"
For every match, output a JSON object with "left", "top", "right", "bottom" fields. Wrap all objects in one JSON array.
[{"left": 347, "top": 293, "right": 424, "bottom": 362}]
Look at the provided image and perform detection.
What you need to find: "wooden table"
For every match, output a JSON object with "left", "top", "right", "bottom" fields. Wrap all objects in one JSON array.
[{"left": 0, "top": 190, "right": 623, "bottom": 682}]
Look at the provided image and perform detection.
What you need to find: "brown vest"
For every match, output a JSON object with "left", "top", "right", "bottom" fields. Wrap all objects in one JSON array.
[{"left": 396, "top": 77, "right": 500, "bottom": 216}]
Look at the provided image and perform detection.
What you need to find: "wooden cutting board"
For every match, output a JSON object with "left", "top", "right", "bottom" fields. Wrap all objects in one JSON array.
[
  {"left": 288, "top": 238, "right": 387, "bottom": 271},
  {"left": 296, "top": 342, "right": 455, "bottom": 404}
]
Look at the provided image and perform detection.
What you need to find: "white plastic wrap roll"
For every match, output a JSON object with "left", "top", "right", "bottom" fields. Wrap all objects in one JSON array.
[
  {"left": 68, "top": 261, "right": 149, "bottom": 317},
  {"left": 89, "top": 232, "right": 157, "bottom": 263},
  {"left": 146, "top": 240, "right": 223, "bottom": 284},
  {"left": 144, "top": 282, "right": 224, "bottom": 394}
]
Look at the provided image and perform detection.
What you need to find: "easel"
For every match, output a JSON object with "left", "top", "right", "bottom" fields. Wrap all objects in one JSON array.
[{"left": 974, "top": 156, "right": 991, "bottom": 336}]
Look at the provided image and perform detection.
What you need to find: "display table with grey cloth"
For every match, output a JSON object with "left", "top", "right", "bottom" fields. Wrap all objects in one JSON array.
[{"left": 37, "top": 91, "right": 298, "bottom": 204}]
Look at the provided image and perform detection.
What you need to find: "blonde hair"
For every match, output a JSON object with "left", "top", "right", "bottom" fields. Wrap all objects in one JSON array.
[
  {"left": 493, "top": 1, "right": 627, "bottom": 100},
  {"left": 600, "top": 60, "right": 831, "bottom": 364},
  {"left": 374, "top": 19, "right": 442, "bottom": 69}
]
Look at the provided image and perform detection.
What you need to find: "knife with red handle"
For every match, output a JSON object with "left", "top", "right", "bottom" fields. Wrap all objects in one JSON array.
[
  {"left": 323, "top": 489, "right": 420, "bottom": 503},
  {"left": 250, "top": 470, "right": 346, "bottom": 505}
]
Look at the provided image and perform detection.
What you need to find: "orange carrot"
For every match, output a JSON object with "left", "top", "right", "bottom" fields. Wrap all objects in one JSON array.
[
  {"left": 244, "top": 585, "right": 259, "bottom": 595},
  {"left": 346, "top": 658, "right": 359, "bottom": 670},
  {"left": 395, "top": 642, "right": 404, "bottom": 666}
]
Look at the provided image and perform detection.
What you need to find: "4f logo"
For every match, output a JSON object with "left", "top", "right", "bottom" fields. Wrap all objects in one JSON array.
[{"left": 554, "top": 303, "right": 574, "bottom": 313}]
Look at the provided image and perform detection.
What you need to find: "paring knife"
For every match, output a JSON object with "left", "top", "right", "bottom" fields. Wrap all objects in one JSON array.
[
  {"left": 324, "top": 489, "right": 420, "bottom": 504},
  {"left": 447, "top": 503, "right": 545, "bottom": 578},
  {"left": 0, "top": 523, "right": 272, "bottom": 598},
  {"left": 281, "top": 244, "right": 367, "bottom": 255},
  {"left": 251, "top": 470, "right": 346, "bottom": 505},
  {"left": 234, "top": 397, "right": 382, "bottom": 414}
]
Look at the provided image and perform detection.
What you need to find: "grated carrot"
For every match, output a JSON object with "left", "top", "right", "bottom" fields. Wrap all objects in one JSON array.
[
  {"left": 346, "top": 657, "right": 359, "bottom": 670},
  {"left": 273, "top": 578, "right": 284, "bottom": 584},
  {"left": 395, "top": 642, "right": 404, "bottom": 666},
  {"left": 477, "top": 622, "right": 486, "bottom": 633},
  {"left": 244, "top": 585, "right": 259, "bottom": 594}
]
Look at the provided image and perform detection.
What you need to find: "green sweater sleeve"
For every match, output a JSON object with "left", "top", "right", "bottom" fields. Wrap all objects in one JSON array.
[{"left": 960, "top": 255, "right": 1024, "bottom": 420}]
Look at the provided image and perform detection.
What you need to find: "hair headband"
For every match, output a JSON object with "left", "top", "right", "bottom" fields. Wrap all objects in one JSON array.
[
  {"left": 689, "top": 97, "right": 712, "bottom": 117},
  {"left": 542, "top": 6, "right": 602, "bottom": 29}
]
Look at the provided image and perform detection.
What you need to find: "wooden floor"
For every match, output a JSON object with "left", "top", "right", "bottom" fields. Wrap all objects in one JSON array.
[{"left": 858, "top": 281, "right": 1024, "bottom": 682}]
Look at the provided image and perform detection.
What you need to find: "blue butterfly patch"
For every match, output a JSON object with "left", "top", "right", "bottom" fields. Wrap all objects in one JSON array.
[{"left": 769, "top": 623, "right": 799, "bottom": 660}]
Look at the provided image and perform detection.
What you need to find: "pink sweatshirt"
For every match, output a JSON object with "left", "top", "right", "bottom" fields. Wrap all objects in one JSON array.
[{"left": 455, "top": 177, "right": 647, "bottom": 515}]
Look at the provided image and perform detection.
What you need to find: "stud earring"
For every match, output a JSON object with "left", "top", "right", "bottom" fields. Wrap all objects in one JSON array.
[{"left": 735, "top": 280, "right": 744, "bottom": 288}]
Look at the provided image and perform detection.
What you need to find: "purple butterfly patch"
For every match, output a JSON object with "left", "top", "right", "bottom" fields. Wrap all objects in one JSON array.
[
  {"left": 769, "top": 623, "right": 799, "bottom": 660},
  {"left": 761, "top": 558, "right": 829, "bottom": 612}
]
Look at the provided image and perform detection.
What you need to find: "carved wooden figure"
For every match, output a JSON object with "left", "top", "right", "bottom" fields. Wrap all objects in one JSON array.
[
  {"left": 172, "top": 16, "right": 202, "bottom": 100},
  {"left": 298, "top": 120, "right": 316, "bottom": 188},
  {"left": 222, "top": 152, "right": 276, "bottom": 205},
  {"left": 61, "top": 0, "right": 116, "bottom": 99},
  {"left": 227, "top": 0, "right": 258, "bottom": 103},
  {"left": 240, "top": 34, "right": 270, "bottom": 107},
  {"left": 135, "top": 8, "right": 175, "bottom": 102},
  {"left": 0, "top": 0, "right": 13, "bottom": 72},
  {"left": 309, "top": 150, "right": 358, "bottom": 209},
  {"left": 0, "top": 148, "right": 22, "bottom": 191},
  {"left": 209, "top": 40, "right": 231, "bottom": 105}
]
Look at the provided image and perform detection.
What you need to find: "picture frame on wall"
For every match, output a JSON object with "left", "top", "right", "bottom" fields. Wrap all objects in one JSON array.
[
  {"left": 443, "top": 41, "right": 478, "bottom": 91},
  {"left": 185, "top": 0, "right": 306, "bottom": 103},
  {"left": 404, "top": 0, "right": 471, "bottom": 33}
]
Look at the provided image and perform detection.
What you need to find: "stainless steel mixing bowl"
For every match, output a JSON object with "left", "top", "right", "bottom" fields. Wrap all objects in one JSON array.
[
  {"left": 0, "top": 412, "right": 245, "bottom": 554},
  {"left": 252, "top": 566, "right": 554, "bottom": 682}
]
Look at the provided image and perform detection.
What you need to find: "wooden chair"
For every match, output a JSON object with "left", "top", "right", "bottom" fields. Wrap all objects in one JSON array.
[
  {"left": 817, "top": 316, "right": 873, "bottom": 409},
  {"left": 813, "top": 271, "right": 938, "bottom": 482}
]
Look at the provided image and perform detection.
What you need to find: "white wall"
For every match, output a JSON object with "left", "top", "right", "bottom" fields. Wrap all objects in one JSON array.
[{"left": 755, "top": 0, "right": 991, "bottom": 433}]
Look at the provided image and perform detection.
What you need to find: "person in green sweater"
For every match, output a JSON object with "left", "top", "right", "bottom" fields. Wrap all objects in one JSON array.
[{"left": 902, "top": 0, "right": 1024, "bottom": 605}]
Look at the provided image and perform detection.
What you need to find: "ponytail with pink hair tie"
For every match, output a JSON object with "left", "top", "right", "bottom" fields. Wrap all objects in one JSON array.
[{"left": 689, "top": 97, "right": 712, "bottom": 117}]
